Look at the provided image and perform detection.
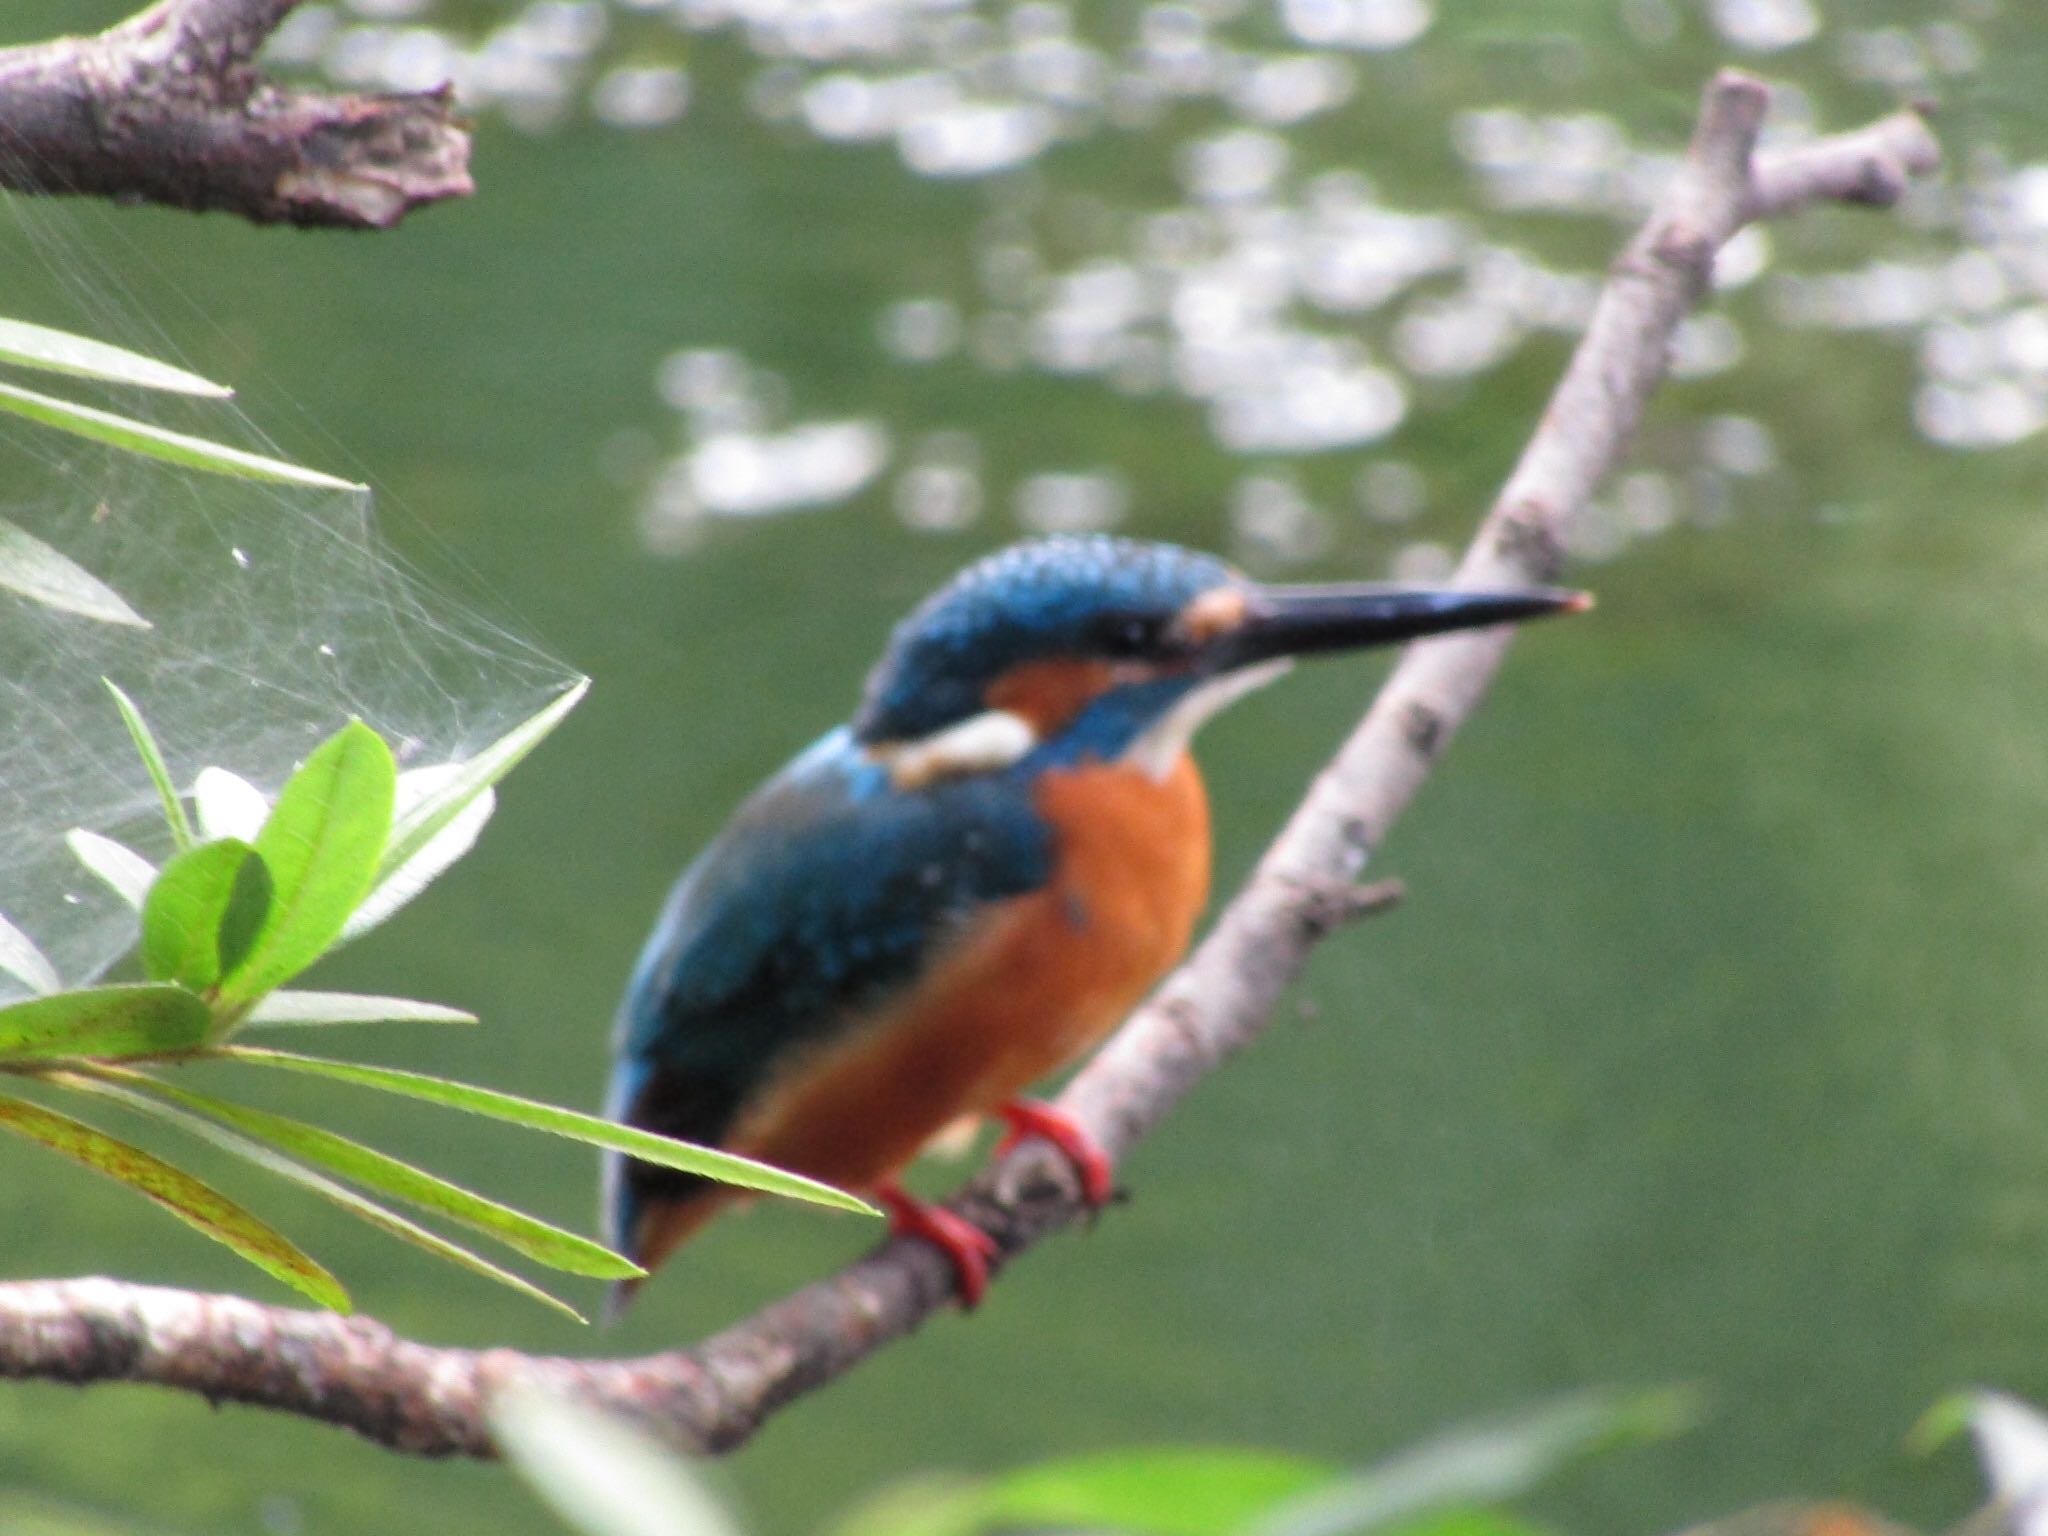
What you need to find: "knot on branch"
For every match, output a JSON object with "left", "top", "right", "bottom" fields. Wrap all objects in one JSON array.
[
  {"left": 270, "top": 87, "right": 473, "bottom": 227},
  {"left": 0, "top": 0, "right": 473, "bottom": 228},
  {"left": 1277, "top": 875, "right": 1406, "bottom": 942}
]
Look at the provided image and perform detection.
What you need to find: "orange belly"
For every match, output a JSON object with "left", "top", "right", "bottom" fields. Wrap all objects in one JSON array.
[{"left": 724, "top": 753, "right": 1211, "bottom": 1192}]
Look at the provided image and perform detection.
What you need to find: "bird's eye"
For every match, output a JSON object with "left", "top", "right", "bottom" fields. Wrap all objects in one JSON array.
[{"left": 1093, "top": 614, "right": 1158, "bottom": 658}]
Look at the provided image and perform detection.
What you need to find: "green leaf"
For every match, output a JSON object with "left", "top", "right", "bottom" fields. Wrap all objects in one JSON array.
[
  {"left": 375, "top": 681, "right": 588, "bottom": 888},
  {"left": 0, "top": 379, "right": 361, "bottom": 491},
  {"left": 820, "top": 1476, "right": 988, "bottom": 1536},
  {"left": 1251, "top": 1389, "right": 1697, "bottom": 1536},
  {"left": 0, "top": 984, "right": 210, "bottom": 1062},
  {"left": 1908, "top": 1391, "right": 1978, "bottom": 1456},
  {"left": 0, "top": 316, "right": 231, "bottom": 397},
  {"left": 218, "top": 722, "right": 396, "bottom": 1009},
  {"left": 343, "top": 777, "right": 494, "bottom": 942},
  {"left": 193, "top": 766, "right": 267, "bottom": 842},
  {"left": 1374, "top": 1513, "right": 1558, "bottom": 1536},
  {"left": 217, "top": 1046, "right": 878, "bottom": 1216},
  {"left": 983, "top": 1449, "right": 1335, "bottom": 1536},
  {"left": 141, "top": 840, "right": 272, "bottom": 991},
  {"left": 92, "top": 1064, "right": 636, "bottom": 1279},
  {"left": 0, "top": 1088, "right": 346, "bottom": 1311},
  {"left": 0, "top": 518, "right": 147, "bottom": 628},
  {"left": 824, "top": 1453, "right": 1341, "bottom": 1536},
  {"left": 52, "top": 1071, "right": 577, "bottom": 1321},
  {"left": 0, "top": 1489, "right": 181, "bottom": 1536},
  {"left": 64, "top": 829, "right": 156, "bottom": 909},
  {"left": 0, "top": 911, "right": 60, "bottom": 996},
  {"left": 492, "top": 1385, "right": 746, "bottom": 1536},
  {"left": 104, "top": 679, "right": 194, "bottom": 851},
  {"left": 246, "top": 991, "right": 477, "bottom": 1026}
]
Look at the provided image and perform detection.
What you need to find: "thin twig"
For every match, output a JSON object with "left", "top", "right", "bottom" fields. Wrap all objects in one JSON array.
[
  {"left": 0, "top": 72, "right": 1941, "bottom": 1454},
  {"left": 0, "top": 0, "right": 470, "bottom": 229}
]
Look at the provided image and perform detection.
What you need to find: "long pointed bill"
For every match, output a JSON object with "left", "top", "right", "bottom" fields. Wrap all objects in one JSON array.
[{"left": 1211, "top": 583, "right": 1590, "bottom": 670}]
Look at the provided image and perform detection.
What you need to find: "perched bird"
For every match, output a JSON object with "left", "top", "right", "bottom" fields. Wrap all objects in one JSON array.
[{"left": 603, "top": 535, "right": 1584, "bottom": 1309}]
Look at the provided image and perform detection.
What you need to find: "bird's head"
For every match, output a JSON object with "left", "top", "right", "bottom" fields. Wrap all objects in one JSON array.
[{"left": 854, "top": 535, "right": 1586, "bottom": 786}]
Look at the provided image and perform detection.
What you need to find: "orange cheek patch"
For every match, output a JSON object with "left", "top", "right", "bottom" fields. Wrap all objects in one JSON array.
[
  {"left": 1175, "top": 585, "right": 1250, "bottom": 644},
  {"left": 987, "top": 658, "right": 1131, "bottom": 733}
]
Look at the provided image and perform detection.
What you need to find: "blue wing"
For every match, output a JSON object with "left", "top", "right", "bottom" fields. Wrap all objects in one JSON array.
[{"left": 602, "top": 727, "right": 1053, "bottom": 1252}]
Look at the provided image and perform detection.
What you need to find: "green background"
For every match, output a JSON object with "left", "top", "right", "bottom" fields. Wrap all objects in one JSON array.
[{"left": 4, "top": 2, "right": 2048, "bottom": 1532}]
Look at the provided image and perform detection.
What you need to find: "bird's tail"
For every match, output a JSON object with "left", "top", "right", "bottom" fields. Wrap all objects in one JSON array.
[{"left": 601, "top": 1189, "right": 730, "bottom": 1323}]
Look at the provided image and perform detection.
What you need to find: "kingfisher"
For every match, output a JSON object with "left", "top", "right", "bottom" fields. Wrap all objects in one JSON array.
[{"left": 603, "top": 535, "right": 1584, "bottom": 1309}]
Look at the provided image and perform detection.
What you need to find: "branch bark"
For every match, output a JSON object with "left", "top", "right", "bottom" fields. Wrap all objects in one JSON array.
[
  {"left": 0, "top": 73, "right": 1941, "bottom": 1454},
  {"left": 0, "top": 0, "right": 471, "bottom": 228}
]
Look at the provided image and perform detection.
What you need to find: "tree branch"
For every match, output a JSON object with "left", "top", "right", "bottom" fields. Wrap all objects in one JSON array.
[
  {"left": 0, "top": 73, "right": 1940, "bottom": 1453},
  {"left": 0, "top": 0, "right": 471, "bottom": 229}
]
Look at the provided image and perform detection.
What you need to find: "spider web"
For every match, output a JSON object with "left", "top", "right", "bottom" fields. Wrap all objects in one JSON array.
[{"left": 0, "top": 196, "right": 584, "bottom": 1003}]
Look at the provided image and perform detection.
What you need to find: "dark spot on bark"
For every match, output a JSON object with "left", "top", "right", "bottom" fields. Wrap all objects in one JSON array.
[
  {"left": 1492, "top": 505, "right": 1565, "bottom": 581},
  {"left": 1403, "top": 701, "right": 1445, "bottom": 760},
  {"left": 1339, "top": 815, "right": 1373, "bottom": 859}
]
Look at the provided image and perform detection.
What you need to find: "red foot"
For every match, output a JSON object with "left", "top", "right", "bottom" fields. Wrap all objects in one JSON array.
[
  {"left": 996, "top": 1098, "right": 1115, "bottom": 1206},
  {"left": 878, "top": 1181, "right": 997, "bottom": 1308}
]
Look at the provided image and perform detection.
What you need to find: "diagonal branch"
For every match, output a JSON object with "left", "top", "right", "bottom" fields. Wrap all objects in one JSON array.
[
  {"left": 0, "top": 73, "right": 1941, "bottom": 1454},
  {"left": 0, "top": 0, "right": 471, "bottom": 229}
]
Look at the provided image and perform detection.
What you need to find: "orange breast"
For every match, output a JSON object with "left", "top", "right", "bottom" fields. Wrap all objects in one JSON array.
[{"left": 725, "top": 754, "right": 1212, "bottom": 1192}]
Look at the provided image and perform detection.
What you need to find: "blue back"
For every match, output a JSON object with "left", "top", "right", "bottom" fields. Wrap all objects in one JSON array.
[{"left": 603, "top": 729, "right": 1054, "bottom": 1248}]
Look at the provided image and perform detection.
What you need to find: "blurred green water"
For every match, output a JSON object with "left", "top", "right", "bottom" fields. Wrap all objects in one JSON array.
[{"left": 4, "top": 3, "right": 2048, "bottom": 1534}]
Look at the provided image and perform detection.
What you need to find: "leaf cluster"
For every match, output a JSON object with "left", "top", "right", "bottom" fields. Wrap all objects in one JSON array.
[
  {"left": 490, "top": 1386, "right": 1696, "bottom": 1536},
  {"left": 0, "top": 684, "right": 871, "bottom": 1320}
]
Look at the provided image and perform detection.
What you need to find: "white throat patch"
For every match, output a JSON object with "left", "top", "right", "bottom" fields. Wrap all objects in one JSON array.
[
  {"left": 1123, "top": 659, "right": 1293, "bottom": 780},
  {"left": 874, "top": 709, "right": 1039, "bottom": 790}
]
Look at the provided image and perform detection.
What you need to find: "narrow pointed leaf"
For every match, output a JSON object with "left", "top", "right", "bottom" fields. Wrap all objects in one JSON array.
[
  {"left": 0, "top": 1089, "right": 346, "bottom": 1310},
  {"left": 0, "top": 316, "right": 232, "bottom": 396},
  {"left": 193, "top": 767, "right": 268, "bottom": 843},
  {"left": 219, "top": 722, "right": 395, "bottom": 1008},
  {"left": 376, "top": 681, "right": 588, "bottom": 887},
  {"left": 64, "top": 830, "right": 155, "bottom": 909},
  {"left": 0, "top": 519, "right": 147, "bottom": 627},
  {"left": 1252, "top": 1389, "right": 1697, "bottom": 1536},
  {"left": 0, "top": 912, "right": 60, "bottom": 996},
  {"left": 104, "top": 679, "right": 194, "bottom": 851},
  {"left": 343, "top": 782, "right": 493, "bottom": 941},
  {"left": 493, "top": 1385, "right": 747, "bottom": 1536},
  {"left": 52, "top": 1073, "right": 578, "bottom": 1321},
  {"left": 0, "top": 380, "right": 361, "bottom": 490},
  {"left": 818, "top": 1475, "right": 987, "bottom": 1536},
  {"left": 825, "top": 1451, "right": 1341, "bottom": 1536},
  {"left": 979, "top": 1449, "right": 1336, "bottom": 1536},
  {"left": 0, "top": 984, "right": 210, "bottom": 1062},
  {"left": 246, "top": 992, "right": 476, "bottom": 1026},
  {"left": 89, "top": 1064, "right": 637, "bottom": 1279},
  {"left": 141, "top": 840, "right": 272, "bottom": 991},
  {"left": 0, "top": 1487, "right": 189, "bottom": 1535},
  {"left": 217, "top": 1046, "right": 877, "bottom": 1215}
]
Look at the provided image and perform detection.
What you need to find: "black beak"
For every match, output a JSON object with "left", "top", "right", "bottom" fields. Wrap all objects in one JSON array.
[{"left": 1210, "top": 582, "right": 1590, "bottom": 671}]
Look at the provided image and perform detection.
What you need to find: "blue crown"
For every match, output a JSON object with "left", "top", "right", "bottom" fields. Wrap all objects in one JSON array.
[{"left": 852, "top": 536, "right": 1237, "bottom": 743}]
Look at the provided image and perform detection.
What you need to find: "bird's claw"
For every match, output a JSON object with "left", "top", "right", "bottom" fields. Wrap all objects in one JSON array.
[
  {"left": 995, "top": 1098, "right": 1116, "bottom": 1207},
  {"left": 879, "top": 1182, "right": 997, "bottom": 1308}
]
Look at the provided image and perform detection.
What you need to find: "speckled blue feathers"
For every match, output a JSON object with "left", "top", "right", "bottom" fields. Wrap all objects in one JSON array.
[
  {"left": 602, "top": 728, "right": 1052, "bottom": 1253},
  {"left": 853, "top": 535, "right": 1236, "bottom": 743}
]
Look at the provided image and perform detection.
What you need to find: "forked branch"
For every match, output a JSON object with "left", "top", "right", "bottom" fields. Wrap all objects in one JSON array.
[
  {"left": 0, "top": 73, "right": 1940, "bottom": 1453},
  {"left": 0, "top": 0, "right": 470, "bottom": 228}
]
